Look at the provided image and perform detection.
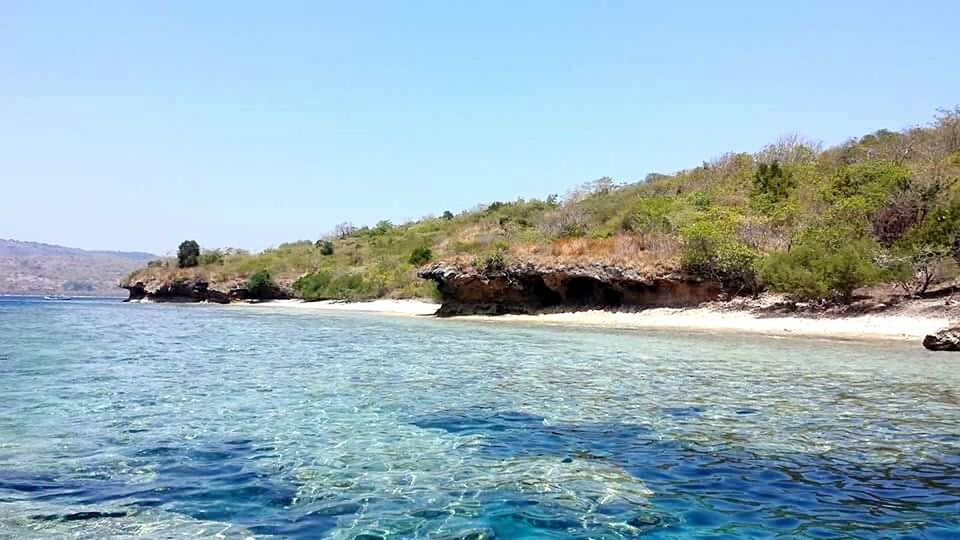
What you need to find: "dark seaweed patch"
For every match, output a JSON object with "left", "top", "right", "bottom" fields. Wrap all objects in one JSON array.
[
  {"left": 411, "top": 407, "right": 960, "bottom": 537},
  {"left": 31, "top": 510, "right": 128, "bottom": 522}
]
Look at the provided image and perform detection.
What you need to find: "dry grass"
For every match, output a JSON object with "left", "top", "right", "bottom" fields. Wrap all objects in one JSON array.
[
  {"left": 510, "top": 233, "right": 680, "bottom": 271},
  {"left": 435, "top": 222, "right": 505, "bottom": 254}
]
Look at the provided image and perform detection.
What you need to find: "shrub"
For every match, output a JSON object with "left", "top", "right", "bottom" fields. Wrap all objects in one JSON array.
[
  {"left": 690, "top": 191, "right": 713, "bottom": 211},
  {"left": 292, "top": 271, "right": 379, "bottom": 301},
  {"left": 539, "top": 203, "right": 589, "bottom": 237},
  {"left": 177, "top": 240, "right": 200, "bottom": 268},
  {"left": 871, "top": 195, "right": 921, "bottom": 247},
  {"left": 825, "top": 161, "right": 911, "bottom": 209},
  {"left": 905, "top": 198, "right": 960, "bottom": 250},
  {"left": 246, "top": 270, "right": 275, "bottom": 299},
  {"left": 761, "top": 236, "right": 884, "bottom": 303},
  {"left": 442, "top": 210, "right": 455, "bottom": 220},
  {"left": 949, "top": 150, "right": 960, "bottom": 166},
  {"left": 293, "top": 271, "right": 332, "bottom": 300},
  {"left": 751, "top": 161, "right": 795, "bottom": 209},
  {"left": 622, "top": 197, "right": 675, "bottom": 234},
  {"left": 199, "top": 250, "right": 224, "bottom": 266},
  {"left": 326, "top": 273, "right": 369, "bottom": 299},
  {"left": 680, "top": 212, "right": 759, "bottom": 290},
  {"left": 316, "top": 240, "right": 334, "bottom": 255},
  {"left": 408, "top": 246, "right": 433, "bottom": 266},
  {"left": 473, "top": 247, "right": 508, "bottom": 273},
  {"left": 147, "top": 259, "right": 164, "bottom": 268}
]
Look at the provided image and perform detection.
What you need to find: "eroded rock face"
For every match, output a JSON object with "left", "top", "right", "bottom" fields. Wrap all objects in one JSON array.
[
  {"left": 121, "top": 276, "right": 288, "bottom": 303},
  {"left": 418, "top": 262, "right": 725, "bottom": 316},
  {"left": 923, "top": 326, "right": 960, "bottom": 351}
]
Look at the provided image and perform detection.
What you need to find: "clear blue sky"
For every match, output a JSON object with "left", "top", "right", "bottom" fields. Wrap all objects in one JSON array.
[{"left": 2, "top": 1, "right": 958, "bottom": 254}]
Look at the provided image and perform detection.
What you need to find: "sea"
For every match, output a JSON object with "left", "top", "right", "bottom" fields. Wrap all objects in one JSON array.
[{"left": 0, "top": 295, "right": 957, "bottom": 538}]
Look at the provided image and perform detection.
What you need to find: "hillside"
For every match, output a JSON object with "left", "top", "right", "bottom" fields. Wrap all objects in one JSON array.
[
  {"left": 124, "top": 108, "right": 960, "bottom": 310},
  {"left": 1, "top": 239, "right": 156, "bottom": 296}
]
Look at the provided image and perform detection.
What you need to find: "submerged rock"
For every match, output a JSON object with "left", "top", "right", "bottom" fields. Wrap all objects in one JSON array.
[
  {"left": 418, "top": 262, "right": 725, "bottom": 316},
  {"left": 922, "top": 326, "right": 960, "bottom": 351}
]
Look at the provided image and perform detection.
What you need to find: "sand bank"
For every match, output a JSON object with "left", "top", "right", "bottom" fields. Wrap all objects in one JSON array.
[{"left": 230, "top": 298, "right": 951, "bottom": 341}]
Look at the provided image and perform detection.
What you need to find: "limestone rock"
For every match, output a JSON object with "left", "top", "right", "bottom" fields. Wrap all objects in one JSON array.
[
  {"left": 418, "top": 262, "right": 724, "bottom": 316},
  {"left": 923, "top": 326, "right": 960, "bottom": 351}
]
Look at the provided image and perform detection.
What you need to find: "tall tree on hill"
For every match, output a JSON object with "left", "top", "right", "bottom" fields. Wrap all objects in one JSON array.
[{"left": 177, "top": 240, "right": 200, "bottom": 268}]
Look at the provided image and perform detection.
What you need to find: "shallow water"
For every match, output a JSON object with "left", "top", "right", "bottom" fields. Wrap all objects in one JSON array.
[{"left": 0, "top": 297, "right": 958, "bottom": 538}]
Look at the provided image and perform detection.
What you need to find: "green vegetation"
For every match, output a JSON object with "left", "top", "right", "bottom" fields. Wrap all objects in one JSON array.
[
  {"left": 408, "top": 246, "right": 433, "bottom": 266},
  {"left": 680, "top": 210, "right": 759, "bottom": 291},
  {"left": 246, "top": 270, "right": 276, "bottom": 299},
  {"left": 177, "top": 240, "right": 200, "bottom": 268},
  {"left": 473, "top": 246, "right": 509, "bottom": 273},
  {"left": 136, "top": 108, "right": 960, "bottom": 304},
  {"left": 762, "top": 237, "right": 885, "bottom": 302},
  {"left": 293, "top": 271, "right": 386, "bottom": 301},
  {"left": 199, "top": 250, "right": 224, "bottom": 266}
]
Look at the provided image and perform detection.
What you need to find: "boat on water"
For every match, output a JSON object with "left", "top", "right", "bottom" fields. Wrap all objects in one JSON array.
[{"left": 43, "top": 295, "right": 72, "bottom": 301}]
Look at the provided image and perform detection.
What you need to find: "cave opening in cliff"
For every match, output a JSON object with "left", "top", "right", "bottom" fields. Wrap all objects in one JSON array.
[
  {"left": 564, "top": 276, "right": 623, "bottom": 308},
  {"left": 528, "top": 276, "right": 563, "bottom": 309}
]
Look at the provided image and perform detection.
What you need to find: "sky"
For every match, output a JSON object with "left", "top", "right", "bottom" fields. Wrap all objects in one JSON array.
[{"left": 2, "top": 1, "right": 958, "bottom": 254}]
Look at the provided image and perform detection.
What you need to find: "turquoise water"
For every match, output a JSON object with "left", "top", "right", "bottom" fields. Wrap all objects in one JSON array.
[{"left": 0, "top": 297, "right": 958, "bottom": 538}]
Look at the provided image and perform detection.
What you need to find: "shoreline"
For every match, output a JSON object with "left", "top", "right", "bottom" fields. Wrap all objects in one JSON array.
[
  {"left": 226, "top": 298, "right": 951, "bottom": 342},
  {"left": 226, "top": 298, "right": 442, "bottom": 317}
]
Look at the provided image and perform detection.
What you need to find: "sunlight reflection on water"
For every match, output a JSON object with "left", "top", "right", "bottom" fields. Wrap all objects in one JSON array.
[{"left": 0, "top": 297, "right": 957, "bottom": 538}]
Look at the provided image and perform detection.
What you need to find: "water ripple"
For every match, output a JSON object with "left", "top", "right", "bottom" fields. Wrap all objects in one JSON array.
[{"left": 0, "top": 298, "right": 957, "bottom": 538}]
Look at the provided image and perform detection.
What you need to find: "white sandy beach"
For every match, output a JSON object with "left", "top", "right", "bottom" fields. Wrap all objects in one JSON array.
[
  {"left": 230, "top": 298, "right": 442, "bottom": 316},
  {"left": 230, "top": 298, "right": 952, "bottom": 342},
  {"left": 481, "top": 308, "right": 951, "bottom": 341}
]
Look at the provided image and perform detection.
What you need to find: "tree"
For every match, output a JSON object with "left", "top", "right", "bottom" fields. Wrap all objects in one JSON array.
[
  {"left": 585, "top": 176, "right": 615, "bottom": 194},
  {"left": 177, "top": 240, "right": 200, "bottom": 268},
  {"left": 333, "top": 222, "right": 356, "bottom": 239},
  {"left": 408, "top": 246, "right": 433, "bottom": 266},
  {"left": 441, "top": 210, "right": 454, "bottom": 220},
  {"left": 371, "top": 220, "right": 394, "bottom": 236},
  {"left": 315, "top": 240, "right": 334, "bottom": 255},
  {"left": 751, "top": 161, "right": 794, "bottom": 208},
  {"left": 934, "top": 107, "right": 960, "bottom": 153},
  {"left": 755, "top": 134, "right": 821, "bottom": 164},
  {"left": 644, "top": 172, "right": 669, "bottom": 183},
  {"left": 887, "top": 246, "right": 948, "bottom": 296}
]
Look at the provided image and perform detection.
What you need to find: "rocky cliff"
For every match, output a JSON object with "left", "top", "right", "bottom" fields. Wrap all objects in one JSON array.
[
  {"left": 121, "top": 274, "right": 289, "bottom": 303},
  {"left": 418, "top": 262, "right": 725, "bottom": 316},
  {"left": 121, "top": 261, "right": 726, "bottom": 313}
]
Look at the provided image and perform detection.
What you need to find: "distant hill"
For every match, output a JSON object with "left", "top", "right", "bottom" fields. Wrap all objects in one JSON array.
[{"left": 0, "top": 239, "right": 156, "bottom": 296}]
